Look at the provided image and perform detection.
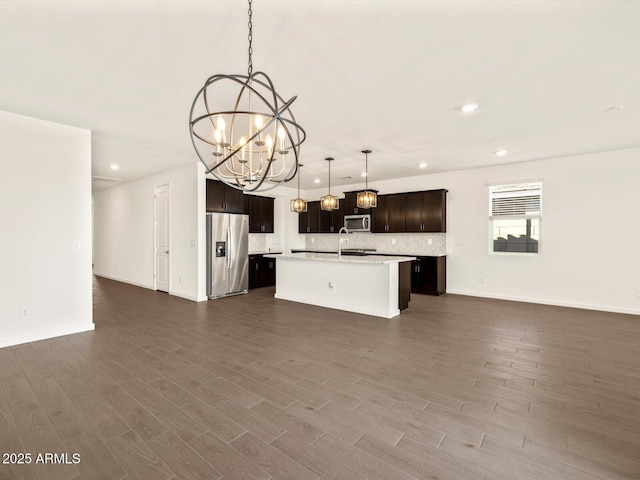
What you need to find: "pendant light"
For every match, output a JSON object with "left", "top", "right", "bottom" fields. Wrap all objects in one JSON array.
[
  {"left": 357, "top": 149, "right": 377, "bottom": 208},
  {"left": 320, "top": 157, "right": 339, "bottom": 211},
  {"left": 290, "top": 164, "right": 307, "bottom": 213},
  {"left": 189, "top": 0, "right": 306, "bottom": 192}
]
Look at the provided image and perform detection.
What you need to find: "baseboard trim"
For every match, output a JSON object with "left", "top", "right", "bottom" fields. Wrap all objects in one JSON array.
[
  {"left": 93, "top": 273, "right": 153, "bottom": 291},
  {"left": 446, "top": 289, "right": 640, "bottom": 316},
  {"left": 93, "top": 273, "right": 204, "bottom": 303},
  {"left": 169, "top": 291, "right": 203, "bottom": 302},
  {"left": 0, "top": 323, "right": 95, "bottom": 349}
]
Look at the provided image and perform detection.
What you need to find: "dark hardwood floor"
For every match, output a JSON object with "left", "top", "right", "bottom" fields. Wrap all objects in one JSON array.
[{"left": 2, "top": 276, "right": 640, "bottom": 479}]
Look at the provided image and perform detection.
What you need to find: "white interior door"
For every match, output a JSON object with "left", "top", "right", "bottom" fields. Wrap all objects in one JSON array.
[{"left": 155, "top": 184, "right": 170, "bottom": 292}]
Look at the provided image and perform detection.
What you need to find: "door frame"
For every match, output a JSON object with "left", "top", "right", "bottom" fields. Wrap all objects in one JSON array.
[{"left": 154, "top": 183, "right": 171, "bottom": 292}]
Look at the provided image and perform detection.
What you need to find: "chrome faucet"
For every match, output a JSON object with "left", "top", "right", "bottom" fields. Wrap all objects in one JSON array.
[{"left": 338, "top": 227, "right": 349, "bottom": 259}]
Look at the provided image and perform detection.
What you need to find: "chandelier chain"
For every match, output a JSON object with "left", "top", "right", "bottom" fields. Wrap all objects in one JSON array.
[{"left": 247, "top": 0, "right": 253, "bottom": 77}]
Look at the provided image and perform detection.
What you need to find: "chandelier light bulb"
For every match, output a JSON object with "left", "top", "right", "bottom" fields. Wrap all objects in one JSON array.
[
  {"left": 239, "top": 135, "right": 247, "bottom": 161},
  {"left": 265, "top": 135, "right": 273, "bottom": 155}
]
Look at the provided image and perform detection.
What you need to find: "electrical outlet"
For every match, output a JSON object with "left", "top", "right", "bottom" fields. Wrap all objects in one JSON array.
[
  {"left": 636, "top": 287, "right": 640, "bottom": 297},
  {"left": 19, "top": 305, "right": 31, "bottom": 319},
  {"left": 115, "top": 264, "right": 119, "bottom": 271},
  {"left": 179, "top": 276, "right": 183, "bottom": 284},
  {"left": 311, "top": 237, "right": 315, "bottom": 243},
  {"left": 191, "top": 239, "right": 197, "bottom": 247},
  {"left": 391, "top": 238, "right": 396, "bottom": 245},
  {"left": 427, "top": 238, "right": 433, "bottom": 245},
  {"left": 72, "top": 240, "right": 81, "bottom": 251},
  {"left": 479, "top": 275, "right": 486, "bottom": 285},
  {"left": 457, "top": 238, "right": 465, "bottom": 246}
]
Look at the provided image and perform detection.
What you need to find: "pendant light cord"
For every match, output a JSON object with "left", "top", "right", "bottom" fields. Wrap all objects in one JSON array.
[
  {"left": 365, "top": 151, "right": 369, "bottom": 190},
  {"left": 247, "top": 0, "right": 253, "bottom": 77}
]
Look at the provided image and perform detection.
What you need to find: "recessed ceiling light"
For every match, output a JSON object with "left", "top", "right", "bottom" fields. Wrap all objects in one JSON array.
[
  {"left": 418, "top": 163, "right": 428, "bottom": 169},
  {"left": 461, "top": 103, "right": 479, "bottom": 113},
  {"left": 604, "top": 105, "right": 625, "bottom": 112},
  {"left": 110, "top": 164, "right": 120, "bottom": 170},
  {"left": 361, "top": 172, "right": 367, "bottom": 177},
  {"left": 313, "top": 178, "right": 320, "bottom": 184},
  {"left": 495, "top": 150, "right": 508, "bottom": 157}
]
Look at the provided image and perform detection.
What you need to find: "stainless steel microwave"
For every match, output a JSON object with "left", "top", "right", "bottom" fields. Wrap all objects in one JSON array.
[{"left": 344, "top": 214, "right": 371, "bottom": 232}]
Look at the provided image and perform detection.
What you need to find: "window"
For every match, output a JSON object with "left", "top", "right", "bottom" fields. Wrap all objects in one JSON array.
[{"left": 489, "top": 181, "right": 542, "bottom": 253}]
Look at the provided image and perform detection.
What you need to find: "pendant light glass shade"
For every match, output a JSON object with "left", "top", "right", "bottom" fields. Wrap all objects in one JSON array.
[
  {"left": 321, "top": 194, "right": 339, "bottom": 211},
  {"left": 320, "top": 157, "right": 339, "bottom": 211},
  {"left": 189, "top": 0, "right": 306, "bottom": 193},
  {"left": 290, "top": 163, "right": 307, "bottom": 213},
  {"left": 291, "top": 197, "right": 308, "bottom": 212},
  {"left": 357, "top": 190, "right": 377, "bottom": 209},
  {"left": 357, "top": 149, "right": 377, "bottom": 208}
]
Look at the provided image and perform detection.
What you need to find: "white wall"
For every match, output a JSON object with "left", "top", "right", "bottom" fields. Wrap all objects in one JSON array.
[
  {"left": 303, "top": 148, "right": 640, "bottom": 315},
  {"left": 93, "top": 162, "right": 202, "bottom": 301},
  {"left": 0, "top": 110, "right": 93, "bottom": 348}
]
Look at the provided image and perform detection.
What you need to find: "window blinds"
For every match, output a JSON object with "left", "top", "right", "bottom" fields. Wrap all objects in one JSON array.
[{"left": 490, "top": 182, "right": 542, "bottom": 217}]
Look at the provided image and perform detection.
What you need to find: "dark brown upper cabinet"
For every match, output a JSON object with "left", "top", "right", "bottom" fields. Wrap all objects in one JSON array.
[
  {"left": 372, "top": 194, "right": 405, "bottom": 233},
  {"left": 299, "top": 200, "right": 344, "bottom": 233},
  {"left": 206, "top": 179, "right": 244, "bottom": 214},
  {"left": 405, "top": 189, "right": 447, "bottom": 233},
  {"left": 319, "top": 202, "right": 345, "bottom": 233},
  {"left": 247, "top": 195, "right": 274, "bottom": 233},
  {"left": 299, "top": 201, "right": 320, "bottom": 233}
]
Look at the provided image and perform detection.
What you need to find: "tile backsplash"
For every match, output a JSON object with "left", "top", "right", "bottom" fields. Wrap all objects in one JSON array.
[
  {"left": 304, "top": 232, "right": 446, "bottom": 256},
  {"left": 248, "top": 234, "right": 267, "bottom": 253}
]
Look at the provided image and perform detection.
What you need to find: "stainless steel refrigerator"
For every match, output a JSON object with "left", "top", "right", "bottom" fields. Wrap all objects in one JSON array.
[{"left": 206, "top": 213, "right": 249, "bottom": 299}]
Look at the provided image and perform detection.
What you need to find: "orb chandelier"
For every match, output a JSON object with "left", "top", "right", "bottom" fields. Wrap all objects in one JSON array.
[
  {"left": 189, "top": 0, "right": 306, "bottom": 192},
  {"left": 290, "top": 163, "right": 307, "bottom": 213},
  {"left": 357, "top": 149, "right": 377, "bottom": 209},
  {"left": 320, "top": 157, "right": 339, "bottom": 211}
]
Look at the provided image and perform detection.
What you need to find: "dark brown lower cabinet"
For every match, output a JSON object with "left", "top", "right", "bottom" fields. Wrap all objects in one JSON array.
[
  {"left": 411, "top": 256, "right": 446, "bottom": 295},
  {"left": 249, "top": 255, "right": 276, "bottom": 289},
  {"left": 398, "top": 262, "right": 412, "bottom": 310}
]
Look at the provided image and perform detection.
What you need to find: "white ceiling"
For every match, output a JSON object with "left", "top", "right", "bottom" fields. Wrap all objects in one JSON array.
[{"left": 1, "top": 0, "right": 639, "bottom": 191}]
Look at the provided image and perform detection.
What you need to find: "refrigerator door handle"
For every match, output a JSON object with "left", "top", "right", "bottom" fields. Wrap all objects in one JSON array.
[{"left": 227, "top": 225, "right": 232, "bottom": 270}]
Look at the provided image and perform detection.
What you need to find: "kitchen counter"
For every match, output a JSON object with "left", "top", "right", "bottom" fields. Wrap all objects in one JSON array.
[
  {"left": 264, "top": 253, "right": 414, "bottom": 318},
  {"left": 269, "top": 252, "right": 415, "bottom": 264},
  {"left": 291, "top": 249, "right": 446, "bottom": 257}
]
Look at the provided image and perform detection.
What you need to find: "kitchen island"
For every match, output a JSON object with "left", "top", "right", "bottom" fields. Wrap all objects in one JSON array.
[{"left": 264, "top": 252, "right": 415, "bottom": 318}]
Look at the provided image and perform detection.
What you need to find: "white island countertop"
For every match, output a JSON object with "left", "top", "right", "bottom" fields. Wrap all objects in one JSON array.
[{"left": 265, "top": 252, "right": 415, "bottom": 264}]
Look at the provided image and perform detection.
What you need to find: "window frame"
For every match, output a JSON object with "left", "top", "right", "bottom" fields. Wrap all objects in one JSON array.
[{"left": 488, "top": 180, "right": 543, "bottom": 256}]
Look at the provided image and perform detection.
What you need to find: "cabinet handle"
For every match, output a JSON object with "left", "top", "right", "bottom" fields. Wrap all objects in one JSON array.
[{"left": 255, "top": 264, "right": 259, "bottom": 270}]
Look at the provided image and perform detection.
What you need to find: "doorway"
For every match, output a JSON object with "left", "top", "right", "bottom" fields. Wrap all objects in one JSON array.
[{"left": 154, "top": 184, "right": 170, "bottom": 292}]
